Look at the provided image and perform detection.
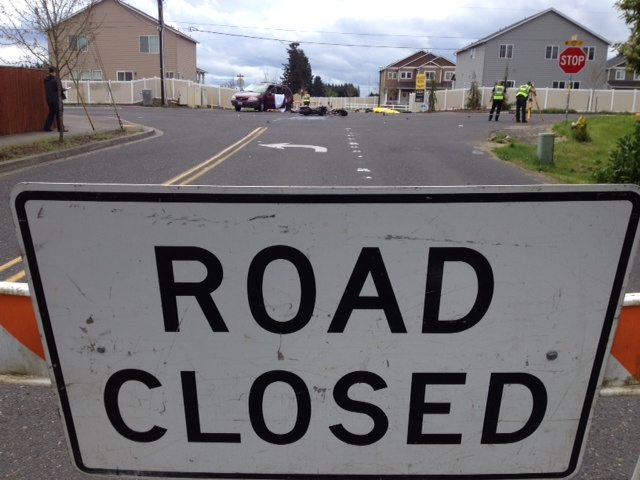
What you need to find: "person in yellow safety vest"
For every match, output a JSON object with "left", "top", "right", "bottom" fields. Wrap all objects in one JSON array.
[
  {"left": 302, "top": 91, "right": 311, "bottom": 107},
  {"left": 488, "top": 81, "right": 506, "bottom": 122},
  {"left": 515, "top": 81, "right": 535, "bottom": 123}
]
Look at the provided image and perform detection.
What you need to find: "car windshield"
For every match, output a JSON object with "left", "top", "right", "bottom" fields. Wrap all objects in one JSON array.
[{"left": 242, "top": 83, "right": 269, "bottom": 93}]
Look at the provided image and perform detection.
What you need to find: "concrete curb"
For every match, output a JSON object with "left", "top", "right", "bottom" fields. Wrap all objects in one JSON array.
[{"left": 0, "top": 127, "right": 156, "bottom": 174}]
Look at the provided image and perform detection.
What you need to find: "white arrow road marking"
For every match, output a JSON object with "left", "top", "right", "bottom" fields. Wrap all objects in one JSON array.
[{"left": 260, "top": 143, "right": 327, "bottom": 153}]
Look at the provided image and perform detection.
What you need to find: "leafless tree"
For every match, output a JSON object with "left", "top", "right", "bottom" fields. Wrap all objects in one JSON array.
[{"left": 0, "top": 0, "right": 99, "bottom": 141}]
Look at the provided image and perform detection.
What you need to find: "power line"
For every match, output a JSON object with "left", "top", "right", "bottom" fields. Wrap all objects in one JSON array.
[
  {"left": 187, "top": 27, "right": 458, "bottom": 50},
  {"left": 179, "top": 23, "right": 478, "bottom": 41}
]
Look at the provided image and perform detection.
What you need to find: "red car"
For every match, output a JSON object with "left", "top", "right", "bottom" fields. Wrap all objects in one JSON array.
[{"left": 231, "top": 83, "right": 294, "bottom": 112}]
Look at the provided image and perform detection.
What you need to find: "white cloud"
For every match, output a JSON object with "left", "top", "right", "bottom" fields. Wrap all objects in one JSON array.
[{"left": 0, "top": 0, "right": 628, "bottom": 93}]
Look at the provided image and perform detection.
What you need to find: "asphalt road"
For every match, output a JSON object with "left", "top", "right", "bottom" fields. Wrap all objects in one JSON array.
[
  {"left": 0, "top": 107, "right": 639, "bottom": 479},
  {"left": 0, "top": 106, "right": 551, "bottom": 284},
  {"left": 3, "top": 107, "right": 639, "bottom": 290}
]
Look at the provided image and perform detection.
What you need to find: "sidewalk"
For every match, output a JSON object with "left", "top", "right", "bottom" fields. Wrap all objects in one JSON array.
[{"left": 0, "top": 109, "right": 154, "bottom": 173}]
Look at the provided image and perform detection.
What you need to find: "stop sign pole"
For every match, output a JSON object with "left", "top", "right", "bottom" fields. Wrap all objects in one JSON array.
[{"left": 559, "top": 37, "right": 586, "bottom": 120}]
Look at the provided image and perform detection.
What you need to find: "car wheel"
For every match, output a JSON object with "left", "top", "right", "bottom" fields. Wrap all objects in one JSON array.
[
  {"left": 234, "top": 105, "right": 241, "bottom": 112},
  {"left": 256, "top": 102, "right": 265, "bottom": 112}
]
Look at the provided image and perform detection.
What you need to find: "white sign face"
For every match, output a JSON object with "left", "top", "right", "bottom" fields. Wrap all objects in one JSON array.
[{"left": 12, "top": 184, "right": 640, "bottom": 479}]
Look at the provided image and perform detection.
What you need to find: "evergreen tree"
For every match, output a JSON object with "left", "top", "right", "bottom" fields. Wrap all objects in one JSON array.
[
  {"left": 615, "top": 0, "right": 640, "bottom": 73},
  {"left": 325, "top": 83, "right": 360, "bottom": 97},
  {"left": 311, "top": 76, "right": 326, "bottom": 96},
  {"left": 281, "top": 42, "right": 313, "bottom": 94},
  {"left": 466, "top": 73, "right": 482, "bottom": 110}
]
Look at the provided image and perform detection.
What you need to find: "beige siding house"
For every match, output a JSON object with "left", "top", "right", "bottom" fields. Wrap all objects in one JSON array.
[
  {"left": 379, "top": 51, "right": 455, "bottom": 105},
  {"left": 56, "top": 0, "right": 198, "bottom": 82}
]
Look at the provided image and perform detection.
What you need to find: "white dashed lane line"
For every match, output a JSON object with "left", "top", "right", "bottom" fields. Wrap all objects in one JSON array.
[{"left": 346, "top": 127, "right": 371, "bottom": 180}]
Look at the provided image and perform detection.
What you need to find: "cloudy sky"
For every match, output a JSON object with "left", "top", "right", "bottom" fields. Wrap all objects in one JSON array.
[{"left": 0, "top": 0, "right": 630, "bottom": 94}]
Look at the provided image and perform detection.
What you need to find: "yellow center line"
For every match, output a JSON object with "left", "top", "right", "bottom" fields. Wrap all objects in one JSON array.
[
  {"left": 164, "top": 126, "right": 267, "bottom": 186},
  {"left": 0, "top": 256, "right": 23, "bottom": 273},
  {"left": 5, "top": 270, "right": 26, "bottom": 283},
  {"left": 3, "top": 127, "right": 268, "bottom": 283}
]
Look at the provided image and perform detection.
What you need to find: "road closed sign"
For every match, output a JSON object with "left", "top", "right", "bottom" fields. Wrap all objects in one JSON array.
[{"left": 12, "top": 184, "right": 640, "bottom": 479}]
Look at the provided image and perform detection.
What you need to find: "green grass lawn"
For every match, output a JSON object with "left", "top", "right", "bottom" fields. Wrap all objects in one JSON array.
[
  {"left": 0, "top": 129, "right": 132, "bottom": 164},
  {"left": 494, "top": 115, "right": 637, "bottom": 183}
]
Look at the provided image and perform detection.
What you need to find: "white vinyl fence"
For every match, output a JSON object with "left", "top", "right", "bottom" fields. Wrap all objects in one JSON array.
[
  {"left": 62, "top": 78, "right": 640, "bottom": 114},
  {"left": 62, "top": 77, "right": 236, "bottom": 109}
]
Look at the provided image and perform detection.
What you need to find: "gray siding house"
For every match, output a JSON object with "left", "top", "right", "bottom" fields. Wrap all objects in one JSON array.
[
  {"left": 606, "top": 55, "right": 640, "bottom": 90},
  {"left": 455, "top": 8, "right": 609, "bottom": 90}
]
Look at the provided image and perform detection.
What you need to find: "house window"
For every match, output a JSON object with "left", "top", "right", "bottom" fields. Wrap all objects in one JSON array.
[
  {"left": 425, "top": 71, "right": 435, "bottom": 81},
  {"left": 444, "top": 71, "right": 454, "bottom": 81},
  {"left": 387, "top": 71, "right": 397, "bottom": 80},
  {"left": 583, "top": 46, "right": 595, "bottom": 61},
  {"left": 635, "top": 71, "right": 640, "bottom": 81},
  {"left": 400, "top": 71, "right": 413, "bottom": 80},
  {"left": 545, "top": 45, "right": 558, "bottom": 60},
  {"left": 165, "top": 71, "right": 174, "bottom": 79},
  {"left": 139, "top": 35, "right": 159, "bottom": 54},
  {"left": 505, "top": 80, "right": 515, "bottom": 88},
  {"left": 72, "top": 70, "right": 101, "bottom": 81},
  {"left": 470, "top": 48, "right": 476, "bottom": 59},
  {"left": 69, "top": 35, "right": 88, "bottom": 52},
  {"left": 117, "top": 71, "right": 134, "bottom": 81},
  {"left": 553, "top": 81, "right": 580, "bottom": 89},
  {"left": 614, "top": 69, "right": 625, "bottom": 81},
  {"left": 499, "top": 44, "right": 513, "bottom": 59}
]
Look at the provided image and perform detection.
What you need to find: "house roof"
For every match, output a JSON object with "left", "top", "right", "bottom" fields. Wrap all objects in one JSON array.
[
  {"left": 606, "top": 55, "right": 626, "bottom": 70},
  {"left": 62, "top": 0, "right": 197, "bottom": 44},
  {"left": 113, "top": 0, "right": 197, "bottom": 43},
  {"left": 383, "top": 50, "right": 455, "bottom": 70},
  {"left": 456, "top": 8, "right": 609, "bottom": 54}
]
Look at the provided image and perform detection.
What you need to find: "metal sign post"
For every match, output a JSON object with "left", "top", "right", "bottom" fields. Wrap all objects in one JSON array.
[
  {"left": 559, "top": 37, "right": 586, "bottom": 121},
  {"left": 12, "top": 184, "right": 640, "bottom": 480}
]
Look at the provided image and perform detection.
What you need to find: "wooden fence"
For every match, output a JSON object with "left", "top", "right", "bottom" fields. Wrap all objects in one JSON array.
[{"left": 0, "top": 66, "right": 49, "bottom": 135}]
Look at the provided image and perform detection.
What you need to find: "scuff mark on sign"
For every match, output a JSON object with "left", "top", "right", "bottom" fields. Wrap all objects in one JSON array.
[{"left": 249, "top": 214, "right": 276, "bottom": 222}]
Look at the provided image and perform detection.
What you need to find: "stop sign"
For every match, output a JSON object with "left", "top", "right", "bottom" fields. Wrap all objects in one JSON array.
[{"left": 559, "top": 47, "right": 587, "bottom": 75}]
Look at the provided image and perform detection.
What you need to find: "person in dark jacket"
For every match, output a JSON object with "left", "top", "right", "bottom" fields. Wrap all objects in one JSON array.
[{"left": 43, "top": 67, "right": 67, "bottom": 132}]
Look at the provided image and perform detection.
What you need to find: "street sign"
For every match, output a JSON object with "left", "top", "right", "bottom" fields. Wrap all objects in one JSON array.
[
  {"left": 12, "top": 184, "right": 640, "bottom": 479},
  {"left": 559, "top": 46, "right": 587, "bottom": 75}
]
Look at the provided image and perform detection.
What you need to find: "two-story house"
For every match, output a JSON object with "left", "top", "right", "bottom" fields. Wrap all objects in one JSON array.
[
  {"left": 379, "top": 51, "right": 455, "bottom": 105},
  {"left": 53, "top": 0, "right": 198, "bottom": 82},
  {"left": 606, "top": 55, "right": 640, "bottom": 90},
  {"left": 455, "top": 8, "right": 609, "bottom": 90}
]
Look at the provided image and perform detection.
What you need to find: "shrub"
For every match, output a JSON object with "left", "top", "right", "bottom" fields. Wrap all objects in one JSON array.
[
  {"left": 466, "top": 73, "right": 481, "bottom": 110},
  {"left": 594, "top": 121, "right": 640, "bottom": 183},
  {"left": 571, "top": 116, "right": 590, "bottom": 142}
]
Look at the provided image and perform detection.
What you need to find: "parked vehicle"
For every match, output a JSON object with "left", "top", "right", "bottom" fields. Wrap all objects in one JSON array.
[{"left": 231, "top": 83, "right": 293, "bottom": 112}]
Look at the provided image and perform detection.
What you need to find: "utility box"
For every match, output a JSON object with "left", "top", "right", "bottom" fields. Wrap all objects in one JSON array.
[
  {"left": 537, "top": 133, "right": 555, "bottom": 165},
  {"left": 142, "top": 89, "right": 152, "bottom": 107}
]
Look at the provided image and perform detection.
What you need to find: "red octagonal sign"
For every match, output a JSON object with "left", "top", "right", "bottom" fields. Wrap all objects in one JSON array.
[{"left": 559, "top": 47, "right": 587, "bottom": 75}]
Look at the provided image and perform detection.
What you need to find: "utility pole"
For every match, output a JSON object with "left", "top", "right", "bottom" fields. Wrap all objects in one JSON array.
[{"left": 157, "top": 0, "right": 166, "bottom": 106}]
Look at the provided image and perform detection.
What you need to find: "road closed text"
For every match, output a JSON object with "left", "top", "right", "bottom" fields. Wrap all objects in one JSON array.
[{"left": 102, "top": 244, "right": 548, "bottom": 447}]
